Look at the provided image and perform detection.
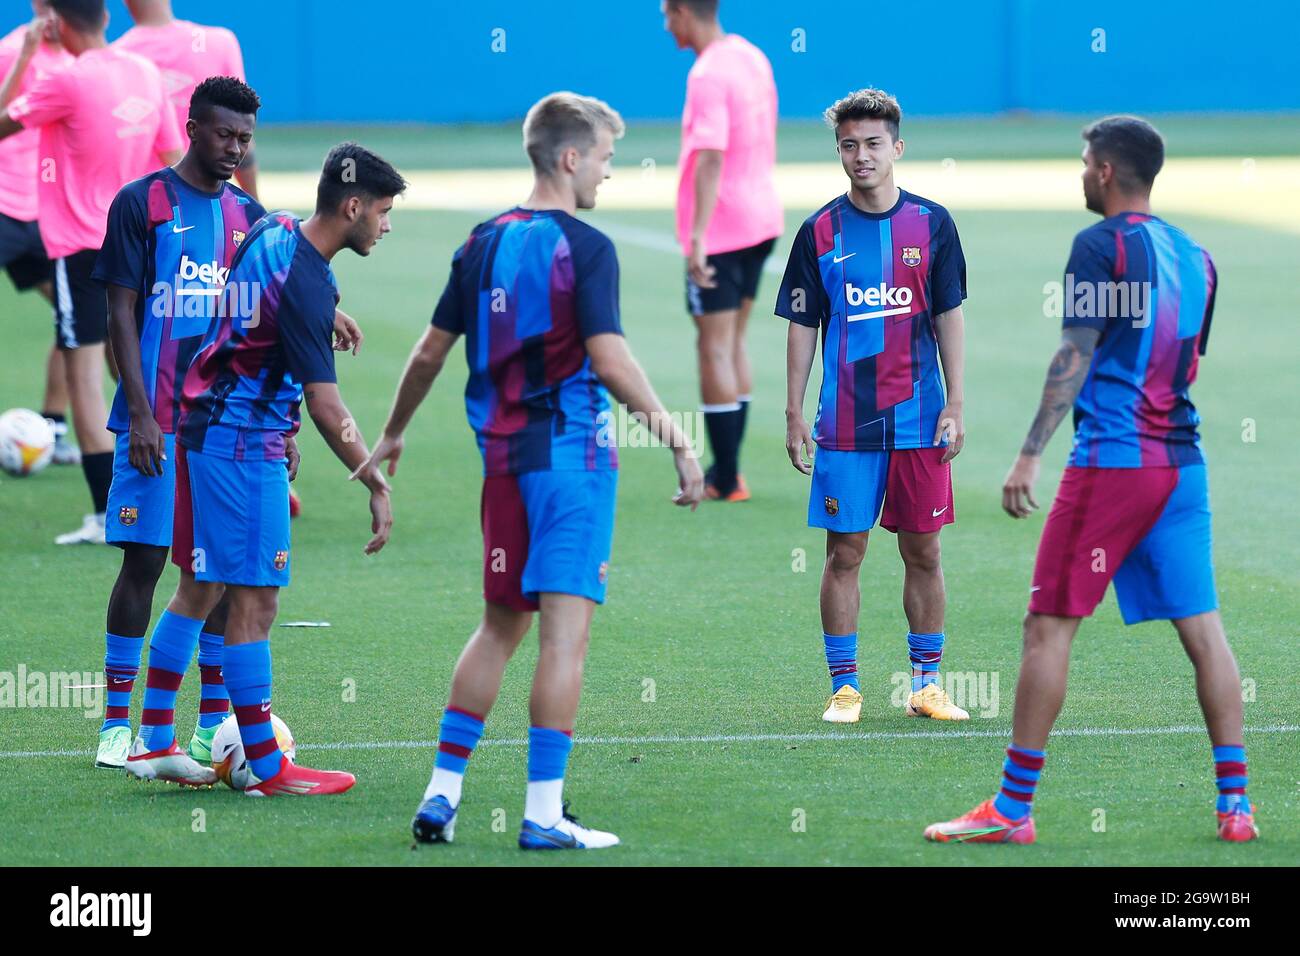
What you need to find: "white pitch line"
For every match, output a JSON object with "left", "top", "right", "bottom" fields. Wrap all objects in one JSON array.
[{"left": 2, "top": 724, "right": 1295, "bottom": 760}]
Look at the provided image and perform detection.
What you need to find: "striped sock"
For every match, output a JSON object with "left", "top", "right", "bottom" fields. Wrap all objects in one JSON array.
[
  {"left": 524, "top": 726, "right": 573, "bottom": 827},
  {"left": 138, "top": 611, "right": 203, "bottom": 751},
  {"left": 223, "top": 640, "right": 284, "bottom": 782},
  {"left": 908, "top": 631, "right": 944, "bottom": 692},
  {"left": 1213, "top": 744, "right": 1250, "bottom": 814},
  {"left": 823, "top": 632, "right": 859, "bottom": 692},
  {"left": 196, "top": 631, "right": 229, "bottom": 730},
  {"left": 423, "top": 706, "right": 486, "bottom": 807},
  {"left": 993, "top": 744, "right": 1045, "bottom": 821},
  {"left": 101, "top": 632, "right": 144, "bottom": 732}
]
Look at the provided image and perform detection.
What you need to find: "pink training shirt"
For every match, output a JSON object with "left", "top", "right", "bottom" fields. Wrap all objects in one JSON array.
[
  {"left": 0, "top": 28, "right": 72, "bottom": 222},
  {"left": 676, "top": 33, "right": 782, "bottom": 257},
  {"left": 113, "top": 20, "right": 245, "bottom": 139},
  {"left": 7, "top": 46, "right": 183, "bottom": 259}
]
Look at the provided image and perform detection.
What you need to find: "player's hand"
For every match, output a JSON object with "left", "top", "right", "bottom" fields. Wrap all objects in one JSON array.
[
  {"left": 1002, "top": 453, "right": 1041, "bottom": 519},
  {"left": 128, "top": 414, "right": 166, "bottom": 478},
  {"left": 21, "top": 15, "right": 48, "bottom": 57},
  {"left": 786, "top": 413, "right": 814, "bottom": 475},
  {"left": 687, "top": 239, "right": 717, "bottom": 290},
  {"left": 349, "top": 432, "right": 403, "bottom": 481},
  {"left": 332, "top": 309, "right": 364, "bottom": 355},
  {"left": 672, "top": 448, "right": 705, "bottom": 511},
  {"left": 364, "top": 489, "right": 393, "bottom": 555},
  {"left": 934, "top": 402, "right": 965, "bottom": 463},
  {"left": 284, "top": 436, "right": 301, "bottom": 482}
]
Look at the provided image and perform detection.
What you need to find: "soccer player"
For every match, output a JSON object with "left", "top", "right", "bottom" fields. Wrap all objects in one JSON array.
[
  {"left": 925, "top": 116, "right": 1256, "bottom": 844},
  {"left": 777, "top": 89, "right": 970, "bottom": 725},
  {"left": 0, "top": 0, "right": 183, "bottom": 545},
  {"left": 1, "top": 4, "right": 76, "bottom": 464},
  {"left": 123, "top": 143, "right": 402, "bottom": 794},
  {"left": 116, "top": 0, "right": 259, "bottom": 198},
  {"left": 89, "top": 76, "right": 266, "bottom": 772},
  {"left": 355, "top": 92, "right": 704, "bottom": 849},
  {"left": 663, "top": 0, "right": 781, "bottom": 502}
]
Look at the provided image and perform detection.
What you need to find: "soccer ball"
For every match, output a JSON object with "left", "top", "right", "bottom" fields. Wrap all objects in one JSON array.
[
  {"left": 210, "top": 713, "right": 296, "bottom": 790},
  {"left": 0, "top": 409, "right": 55, "bottom": 477}
]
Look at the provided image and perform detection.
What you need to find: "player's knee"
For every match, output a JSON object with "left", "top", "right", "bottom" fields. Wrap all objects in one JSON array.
[
  {"left": 827, "top": 538, "right": 866, "bottom": 574},
  {"left": 121, "top": 545, "right": 168, "bottom": 587},
  {"left": 900, "top": 536, "right": 942, "bottom": 574}
]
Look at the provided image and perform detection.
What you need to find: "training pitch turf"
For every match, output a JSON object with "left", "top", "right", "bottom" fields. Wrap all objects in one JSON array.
[{"left": 0, "top": 119, "right": 1296, "bottom": 866}]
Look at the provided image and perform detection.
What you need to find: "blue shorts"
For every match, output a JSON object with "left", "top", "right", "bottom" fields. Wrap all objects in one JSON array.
[
  {"left": 1112, "top": 464, "right": 1219, "bottom": 624},
  {"left": 808, "top": 446, "right": 954, "bottom": 534},
  {"left": 172, "top": 446, "right": 291, "bottom": 588},
  {"left": 481, "top": 470, "right": 618, "bottom": 611},
  {"left": 106, "top": 431, "right": 177, "bottom": 548}
]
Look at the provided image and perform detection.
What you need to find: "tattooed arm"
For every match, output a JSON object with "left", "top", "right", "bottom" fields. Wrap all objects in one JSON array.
[{"left": 1001, "top": 326, "right": 1102, "bottom": 518}]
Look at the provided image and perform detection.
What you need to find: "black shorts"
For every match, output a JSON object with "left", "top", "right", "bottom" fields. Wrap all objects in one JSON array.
[
  {"left": 54, "top": 248, "right": 107, "bottom": 350},
  {"left": 0, "top": 212, "right": 52, "bottom": 292},
  {"left": 686, "top": 237, "right": 776, "bottom": 317}
]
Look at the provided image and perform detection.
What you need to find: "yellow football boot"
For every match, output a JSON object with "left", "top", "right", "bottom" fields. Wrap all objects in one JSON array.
[
  {"left": 821, "top": 685, "right": 863, "bottom": 723},
  {"left": 905, "top": 682, "right": 970, "bottom": 720}
]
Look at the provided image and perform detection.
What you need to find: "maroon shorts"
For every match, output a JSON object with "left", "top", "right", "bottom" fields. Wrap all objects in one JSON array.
[{"left": 1028, "top": 465, "right": 1179, "bottom": 618}]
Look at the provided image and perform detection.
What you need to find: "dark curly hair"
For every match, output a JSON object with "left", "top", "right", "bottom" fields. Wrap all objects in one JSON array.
[{"left": 189, "top": 76, "right": 262, "bottom": 123}]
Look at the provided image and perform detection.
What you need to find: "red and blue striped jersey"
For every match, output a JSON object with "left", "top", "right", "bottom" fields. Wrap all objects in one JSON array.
[
  {"left": 94, "top": 167, "right": 265, "bottom": 434},
  {"left": 1064, "top": 213, "right": 1216, "bottom": 468},
  {"left": 776, "top": 190, "right": 967, "bottom": 451},
  {"left": 432, "top": 207, "right": 623, "bottom": 476},
  {"left": 179, "top": 213, "right": 339, "bottom": 461}
]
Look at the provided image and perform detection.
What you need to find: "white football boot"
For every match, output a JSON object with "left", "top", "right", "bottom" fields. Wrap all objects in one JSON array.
[
  {"left": 54, "top": 513, "right": 106, "bottom": 545},
  {"left": 125, "top": 737, "right": 218, "bottom": 787}
]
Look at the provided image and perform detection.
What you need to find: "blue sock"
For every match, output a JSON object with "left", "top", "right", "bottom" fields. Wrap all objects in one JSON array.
[
  {"left": 435, "top": 707, "right": 486, "bottom": 774},
  {"left": 527, "top": 726, "right": 573, "bottom": 782},
  {"left": 196, "top": 631, "right": 230, "bottom": 730},
  {"left": 101, "top": 632, "right": 144, "bottom": 732},
  {"left": 223, "top": 641, "right": 284, "bottom": 782},
  {"left": 1212, "top": 744, "right": 1250, "bottom": 814},
  {"left": 823, "top": 632, "right": 859, "bottom": 692},
  {"left": 993, "top": 744, "right": 1045, "bottom": 821},
  {"left": 138, "top": 611, "right": 203, "bottom": 750},
  {"left": 908, "top": 631, "right": 944, "bottom": 691}
]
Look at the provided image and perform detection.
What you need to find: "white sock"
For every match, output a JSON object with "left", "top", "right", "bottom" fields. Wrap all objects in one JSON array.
[
  {"left": 524, "top": 779, "right": 564, "bottom": 827},
  {"left": 424, "top": 767, "right": 464, "bottom": 807}
]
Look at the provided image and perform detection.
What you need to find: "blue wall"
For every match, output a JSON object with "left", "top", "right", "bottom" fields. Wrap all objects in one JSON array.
[{"left": 96, "top": 0, "right": 1300, "bottom": 123}]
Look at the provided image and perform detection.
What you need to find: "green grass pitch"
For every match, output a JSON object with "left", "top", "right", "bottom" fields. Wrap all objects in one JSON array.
[{"left": 0, "top": 121, "right": 1296, "bottom": 866}]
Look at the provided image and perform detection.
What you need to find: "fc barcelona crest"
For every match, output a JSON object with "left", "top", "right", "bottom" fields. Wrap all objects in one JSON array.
[
  {"left": 824, "top": 496, "right": 839, "bottom": 517},
  {"left": 119, "top": 506, "right": 139, "bottom": 527},
  {"left": 901, "top": 246, "right": 922, "bottom": 267},
  {"left": 232, "top": 230, "right": 246, "bottom": 247},
  {"left": 274, "top": 550, "right": 289, "bottom": 571}
]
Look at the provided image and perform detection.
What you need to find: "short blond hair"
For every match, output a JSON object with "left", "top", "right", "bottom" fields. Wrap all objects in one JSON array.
[
  {"left": 823, "top": 88, "right": 902, "bottom": 141},
  {"left": 523, "top": 92, "right": 626, "bottom": 174}
]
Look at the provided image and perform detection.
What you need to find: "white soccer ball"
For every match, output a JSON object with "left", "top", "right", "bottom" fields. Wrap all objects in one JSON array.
[
  {"left": 0, "top": 409, "right": 55, "bottom": 477},
  {"left": 210, "top": 713, "right": 296, "bottom": 790}
]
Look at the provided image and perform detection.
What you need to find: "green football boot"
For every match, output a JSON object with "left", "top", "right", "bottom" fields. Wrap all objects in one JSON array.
[
  {"left": 187, "top": 722, "right": 220, "bottom": 765},
  {"left": 95, "top": 725, "right": 132, "bottom": 769}
]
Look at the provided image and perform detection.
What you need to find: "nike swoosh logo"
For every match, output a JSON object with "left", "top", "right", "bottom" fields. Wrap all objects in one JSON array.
[
  {"left": 833, "top": 252, "right": 856, "bottom": 263},
  {"left": 1030, "top": 586, "right": 1042, "bottom": 593},
  {"left": 932, "top": 506, "right": 949, "bottom": 517},
  {"left": 111, "top": 678, "right": 131, "bottom": 685},
  {"left": 173, "top": 224, "right": 195, "bottom": 234},
  {"left": 260, "top": 702, "right": 272, "bottom": 712}
]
